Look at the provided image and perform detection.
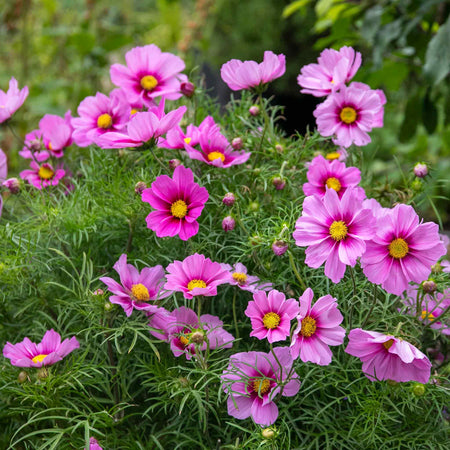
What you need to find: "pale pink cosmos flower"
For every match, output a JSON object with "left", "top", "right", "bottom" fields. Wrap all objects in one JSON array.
[
  {"left": 221, "top": 51, "right": 286, "bottom": 91},
  {"left": 166, "top": 306, "right": 234, "bottom": 360},
  {"left": 72, "top": 90, "right": 131, "bottom": 147},
  {"left": 19, "top": 161, "right": 65, "bottom": 190},
  {"left": 345, "top": 328, "right": 431, "bottom": 383},
  {"left": 303, "top": 155, "right": 365, "bottom": 200},
  {"left": 221, "top": 347, "right": 300, "bottom": 426},
  {"left": 141, "top": 165, "right": 208, "bottom": 241},
  {"left": 293, "top": 188, "right": 376, "bottom": 283},
  {"left": 110, "top": 44, "right": 187, "bottom": 106},
  {"left": 0, "top": 77, "right": 29, "bottom": 123},
  {"left": 19, "top": 129, "right": 50, "bottom": 162},
  {"left": 245, "top": 289, "right": 300, "bottom": 343},
  {"left": 297, "top": 46, "right": 361, "bottom": 97},
  {"left": 314, "top": 82, "right": 385, "bottom": 148},
  {"left": 164, "top": 253, "right": 230, "bottom": 299},
  {"left": 147, "top": 307, "right": 175, "bottom": 342},
  {"left": 221, "top": 262, "right": 272, "bottom": 293},
  {"left": 442, "top": 260, "right": 450, "bottom": 273},
  {"left": 3, "top": 329, "right": 79, "bottom": 368},
  {"left": 361, "top": 204, "right": 446, "bottom": 296},
  {"left": 362, "top": 198, "right": 390, "bottom": 220},
  {"left": 39, "top": 111, "right": 73, "bottom": 157},
  {"left": 99, "top": 254, "right": 169, "bottom": 317}
]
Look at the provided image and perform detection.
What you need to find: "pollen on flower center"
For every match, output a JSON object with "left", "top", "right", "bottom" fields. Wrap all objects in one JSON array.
[
  {"left": 388, "top": 238, "right": 409, "bottom": 259},
  {"left": 48, "top": 142, "right": 53, "bottom": 150},
  {"left": 171, "top": 200, "right": 188, "bottom": 219},
  {"left": 140, "top": 75, "right": 158, "bottom": 91},
  {"left": 329, "top": 220, "right": 348, "bottom": 241},
  {"left": 187, "top": 279, "right": 207, "bottom": 291},
  {"left": 38, "top": 165, "right": 54, "bottom": 180},
  {"left": 252, "top": 378, "right": 271, "bottom": 395},
  {"left": 179, "top": 335, "right": 190, "bottom": 346},
  {"left": 130, "top": 108, "right": 139, "bottom": 115},
  {"left": 184, "top": 137, "right": 192, "bottom": 145},
  {"left": 339, "top": 106, "right": 357, "bottom": 124},
  {"left": 97, "top": 113, "right": 113, "bottom": 129},
  {"left": 421, "top": 310, "right": 435, "bottom": 322},
  {"left": 232, "top": 272, "right": 248, "bottom": 285},
  {"left": 32, "top": 354, "right": 48, "bottom": 364},
  {"left": 325, "top": 177, "right": 342, "bottom": 192},
  {"left": 326, "top": 152, "right": 340, "bottom": 160},
  {"left": 131, "top": 283, "right": 150, "bottom": 302},
  {"left": 262, "top": 312, "right": 281, "bottom": 329},
  {"left": 383, "top": 339, "right": 394, "bottom": 350},
  {"left": 300, "top": 316, "right": 317, "bottom": 337},
  {"left": 207, "top": 151, "right": 225, "bottom": 162}
]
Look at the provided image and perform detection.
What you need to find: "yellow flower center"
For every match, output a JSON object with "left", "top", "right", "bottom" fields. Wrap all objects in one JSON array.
[
  {"left": 130, "top": 108, "right": 139, "bottom": 115},
  {"left": 421, "top": 310, "right": 435, "bottom": 322},
  {"left": 179, "top": 335, "right": 190, "bottom": 346},
  {"left": 171, "top": 200, "right": 188, "bottom": 219},
  {"left": 300, "top": 316, "right": 317, "bottom": 337},
  {"left": 232, "top": 272, "right": 248, "bottom": 285},
  {"left": 325, "top": 177, "right": 342, "bottom": 192},
  {"left": 388, "top": 238, "right": 409, "bottom": 259},
  {"left": 383, "top": 339, "right": 394, "bottom": 350},
  {"left": 184, "top": 137, "right": 192, "bottom": 145},
  {"left": 187, "top": 279, "right": 207, "bottom": 291},
  {"left": 140, "top": 75, "right": 158, "bottom": 91},
  {"left": 131, "top": 283, "right": 150, "bottom": 302},
  {"left": 97, "top": 113, "right": 113, "bottom": 129},
  {"left": 207, "top": 151, "right": 225, "bottom": 162},
  {"left": 329, "top": 220, "right": 348, "bottom": 241},
  {"left": 32, "top": 354, "right": 48, "bottom": 364},
  {"left": 339, "top": 106, "right": 357, "bottom": 124},
  {"left": 262, "top": 312, "right": 281, "bottom": 329},
  {"left": 38, "top": 165, "right": 54, "bottom": 180},
  {"left": 48, "top": 142, "right": 53, "bottom": 150},
  {"left": 252, "top": 378, "right": 271, "bottom": 395},
  {"left": 326, "top": 152, "right": 340, "bottom": 160}
]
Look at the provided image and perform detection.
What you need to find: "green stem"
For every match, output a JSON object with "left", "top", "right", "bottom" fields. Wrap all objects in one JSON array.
[
  {"left": 348, "top": 266, "right": 357, "bottom": 330},
  {"left": 257, "top": 93, "right": 269, "bottom": 155},
  {"left": 232, "top": 290, "right": 240, "bottom": 339},
  {"left": 362, "top": 284, "right": 377, "bottom": 328},
  {"left": 288, "top": 251, "right": 306, "bottom": 290}
]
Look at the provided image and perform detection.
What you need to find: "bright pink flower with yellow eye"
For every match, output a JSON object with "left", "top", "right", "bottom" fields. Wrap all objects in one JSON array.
[
  {"left": 39, "top": 111, "right": 73, "bottom": 158},
  {"left": 3, "top": 329, "right": 79, "bottom": 368},
  {"left": 0, "top": 77, "right": 29, "bottom": 124},
  {"left": 19, "top": 161, "right": 65, "bottom": 190}
]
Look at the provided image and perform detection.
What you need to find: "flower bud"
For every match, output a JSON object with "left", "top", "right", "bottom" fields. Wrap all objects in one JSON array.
[
  {"left": 2, "top": 177, "right": 20, "bottom": 194},
  {"left": 190, "top": 331, "right": 205, "bottom": 345},
  {"left": 222, "top": 192, "right": 235, "bottom": 206},
  {"left": 134, "top": 181, "right": 147, "bottom": 195},
  {"left": 411, "top": 178, "right": 423, "bottom": 192},
  {"left": 261, "top": 427, "right": 276, "bottom": 439},
  {"left": 93, "top": 288, "right": 104, "bottom": 296},
  {"left": 422, "top": 280, "right": 436, "bottom": 294},
  {"left": 275, "top": 144, "right": 283, "bottom": 153},
  {"left": 222, "top": 216, "right": 235, "bottom": 232},
  {"left": 272, "top": 177, "right": 286, "bottom": 190},
  {"left": 249, "top": 201, "right": 259, "bottom": 212},
  {"left": 413, "top": 162, "right": 428, "bottom": 178},
  {"left": 272, "top": 240, "right": 288, "bottom": 256},
  {"left": 104, "top": 302, "right": 113, "bottom": 311},
  {"left": 180, "top": 81, "right": 195, "bottom": 98},
  {"left": 231, "top": 137, "right": 243, "bottom": 150},
  {"left": 250, "top": 234, "right": 262, "bottom": 246},
  {"left": 29, "top": 140, "right": 42, "bottom": 152},
  {"left": 412, "top": 383, "right": 426, "bottom": 397},
  {"left": 431, "top": 262, "right": 442, "bottom": 273},
  {"left": 37, "top": 367, "right": 49, "bottom": 380},
  {"left": 169, "top": 159, "right": 182, "bottom": 170},
  {"left": 249, "top": 105, "right": 260, "bottom": 116},
  {"left": 17, "top": 371, "right": 28, "bottom": 384}
]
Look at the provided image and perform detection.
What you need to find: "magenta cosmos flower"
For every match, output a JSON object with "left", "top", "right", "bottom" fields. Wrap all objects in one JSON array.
[
  {"left": 345, "top": 329, "right": 431, "bottom": 383},
  {"left": 221, "top": 347, "right": 300, "bottom": 426},
  {"left": 3, "top": 329, "right": 79, "bottom": 368},
  {"left": 99, "top": 253, "right": 169, "bottom": 317},
  {"left": 297, "top": 46, "right": 361, "bottom": 97},
  {"left": 293, "top": 188, "right": 376, "bottom": 283},
  {"left": 110, "top": 44, "right": 187, "bottom": 106},
  {"left": 314, "top": 82, "right": 385, "bottom": 148},
  {"left": 221, "top": 262, "right": 272, "bottom": 293},
  {"left": 19, "top": 161, "right": 65, "bottom": 190},
  {"left": 0, "top": 77, "right": 29, "bottom": 124},
  {"left": 245, "top": 290, "right": 300, "bottom": 343},
  {"left": 39, "top": 111, "right": 73, "bottom": 157},
  {"left": 72, "top": 90, "right": 131, "bottom": 147},
  {"left": 141, "top": 165, "right": 208, "bottom": 240},
  {"left": 148, "top": 307, "right": 174, "bottom": 341},
  {"left": 290, "top": 288, "right": 345, "bottom": 365},
  {"left": 165, "top": 306, "right": 234, "bottom": 360},
  {"left": 221, "top": 51, "right": 286, "bottom": 91},
  {"left": 303, "top": 155, "right": 365, "bottom": 200},
  {"left": 86, "top": 438, "right": 103, "bottom": 450},
  {"left": 164, "top": 253, "right": 230, "bottom": 299},
  {"left": 361, "top": 204, "right": 446, "bottom": 296}
]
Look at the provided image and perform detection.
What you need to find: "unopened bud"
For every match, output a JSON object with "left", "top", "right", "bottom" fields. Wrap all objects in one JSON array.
[
  {"left": 37, "top": 367, "right": 49, "bottom": 380},
  {"left": 135, "top": 181, "right": 147, "bottom": 195},
  {"left": 2, "top": 177, "right": 20, "bottom": 194},
  {"left": 411, "top": 178, "right": 423, "bottom": 192},
  {"left": 169, "top": 159, "right": 182, "bottom": 170},
  {"left": 250, "top": 234, "right": 262, "bottom": 246},
  {"left": 190, "top": 331, "right": 205, "bottom": 344},
  {"left": 275, "top": 144, "right": 283, "bottom": 153},
  {"left": 249, "top": 201, "right": 259, "bottom": 212},
  {"left": 180, "top": 81, "right": 195, "bottom": 98},
  {"left": 431, "top": 262, "right": 442, "bottom": 273},
  {"left": 412, "top": 383, "right": 426, "bottom": 397},
  {"left": 93, "top": 288, "right": 104, "bottom": 296},
  {"left": 104, "top": 302, "right": 113, "bottom": 311},
  {"left": 422, "top": 280, "right": 436, "bottom": 294},
  {"left": 222, "top": 192, "right": 235, "bottom": 206},
  {"left": 272, "top": 177, "right": 286, "bottom": 190},
  {"left": 249, "top": 105, "right": 260, "bottom": 116},
  {"left": 272, "top": 240, "right": 288, "bottom": 256},
  {"left": 222, "top": 216, "right": 235, "bottom": 232},
  {"left": 262, "top": 427, "right": 276, "bottom": 439},
  {"left": 413, "top": 163, "right": 428, "bottom": 178},
  {"left": 231, "top": 137, "right": 243, "bottom": 150},
  {"left": 29, "top": 140, "right": 42, "bottom": 152},
  {"left": 18, "top": 371, "right": 28, "bottom": 384}
]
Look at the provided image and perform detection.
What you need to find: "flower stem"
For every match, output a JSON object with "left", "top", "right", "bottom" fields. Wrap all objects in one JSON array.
[
  {"left": 362, "top": 284, "right": 377, "bottom": 328},
  {"left": 232, "top": 290, "right": 240, "bottom": 339},
  {"left": 348, "top": 266, "right": 357, "bottom": 330},
  {"left": 288, "top": 251, "right": 306, "bottom": 291}
]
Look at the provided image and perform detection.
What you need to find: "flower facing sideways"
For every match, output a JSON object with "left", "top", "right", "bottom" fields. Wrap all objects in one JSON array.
[
  {"left": 221, "top": 262, "right": 272, "bottom": 293},
  {"left": 0, "top": 77, "right": 29, "bottom": 124}
]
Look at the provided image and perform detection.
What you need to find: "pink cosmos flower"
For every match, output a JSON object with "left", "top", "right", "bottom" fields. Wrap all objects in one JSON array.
[
  {"left": 221, "top": 347, "right": 300, "bottom": 426},
  {"left": 221, "top": 51, "right": 286, "bottom": 91},
  {"left": 110, "top": 44, "right": 187, "bottom": 106},
  {"left": 362, "top": 197, "right": 390, "bottom": 220},
  {"left": 19, "top": 161, "right": 65, "bottom": 190},
  {"left": 314, "top": 82, "right": 385, "bottom": 148},
  {"left": 3, "top": 329, "right": 79, "bottom": 368},
  {"left": 361, "top": 204, "right": 446, "bottom": 296},
  {"left": 99, "top": 253, "right": 169, "bottom": 317},
  {"left": 19, "top": 129, "right": 50, "bottom": 162},
  {"left": 221, "top": 262, "right": 272, "bottom": 293},
  {"left": 245, "top": 290, "right": 300, "bottom": 343},
  {"left": 0, "top": 77, "right": 29, "bottom": 123},
  {"left": 72, "top": 90, "right": 131, "bottom": 147},
  {"left": 290, "top": 288, "right": 345, "bottom": 365},
  {"left": 293, "top": 188, "right": 376, "bottom": 283},
  {"left": 345, "top": 328, "right": 432, "bottom": 383},
  {"left": 323, "top": 147, "right": 348, "bottom": 163},
  {"left": 87, "top": 438, "right": 103, "bottom": 450},
  {"left": 165, "top": 306, "right": 234, "bottom": 360},
  {"left": 141, "top": 165, "right": 208, "bottom": 241},
  {"left": 164, "top": 253, "right": 230, "bottom": 299},
  {"left": 39, "top": 111, "right": 73, "bottom": 157},
  {"left": 442, "top": 260, "right": 450, "bottom": 273},
  {"left": 303, "top": 155, "right": 365, "bottom": 200},
  {"left": 297, "top": 46, "right": 361, "bottom": 97},
  {"left": 95, "top": 100, "right": 186, "bottom": 149},
  {"left": 147, "top": 307, "right": 174, "bottom": 341}
]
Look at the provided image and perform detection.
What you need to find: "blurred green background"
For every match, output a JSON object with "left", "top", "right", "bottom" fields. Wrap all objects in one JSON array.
[{"left": 1, "top": 0, "right": 449, "bottom": 225}]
